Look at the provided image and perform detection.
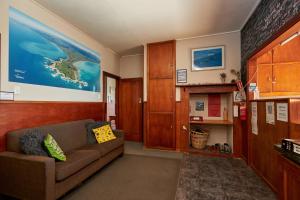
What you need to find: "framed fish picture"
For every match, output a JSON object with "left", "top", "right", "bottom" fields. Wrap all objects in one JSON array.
[{"left": 192, "top": 46, "right": 224, "bottom": 71}]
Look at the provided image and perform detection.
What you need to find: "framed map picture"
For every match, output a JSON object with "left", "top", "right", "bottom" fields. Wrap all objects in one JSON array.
[
  {"left": 192, "top": 46, "right": 224, "bottom": 71},
  {"left": 9, "top": 7, "right": 101, "bottom": 92}
]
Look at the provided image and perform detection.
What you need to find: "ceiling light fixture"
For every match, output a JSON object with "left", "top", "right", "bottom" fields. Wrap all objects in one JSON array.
[{"left": 280, "top": 32, "right": 299, "bottom": 46}]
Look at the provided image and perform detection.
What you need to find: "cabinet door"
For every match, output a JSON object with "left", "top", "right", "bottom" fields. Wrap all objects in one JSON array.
[
  {"left": 148, "top": 113, "right": 175, "bottom": 148},
  {"left": 273, "top": 64, "right": 300, "bottom": 92},
  {"left": 257, "top": 64, "right": 273, "bottom": 93},
  {"left": 273, "top": 36, "right": 300, "bottom": 63},
  {"left": 148, "top": 41, "right": 174, "bottom": 79},
  {"left": 149, "top": 79, "right": 174, "bottom": 112},
  {"left": 257, "top": 51, "right": 272, "bottom": 64}
]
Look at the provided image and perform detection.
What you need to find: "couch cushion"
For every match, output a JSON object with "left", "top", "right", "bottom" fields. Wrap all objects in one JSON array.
[
  {"left": 44, "top": 134, "right": 66, "bottom": 161},
  {"left": 80, "top": 137, "right": 124, "bottom": 157},
  {"left": 7, "top": 119, "right": 95, "bottom": 153},
  {"left": 93, "top": 125, "right": 116, "bottom": 144},
  {"left": 19, "top": 129, "right": 48, "bottom": 156},
  {"left": 85, "top": 121, "right": 110, "bottom": 144},
  {"left": 55, "top": 150, "right": 100, "bottom": 181}
]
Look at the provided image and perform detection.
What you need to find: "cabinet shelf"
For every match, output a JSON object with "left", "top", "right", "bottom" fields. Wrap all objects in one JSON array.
[{"left": 190, "top": 120, "right": 233, "bottom": 125}]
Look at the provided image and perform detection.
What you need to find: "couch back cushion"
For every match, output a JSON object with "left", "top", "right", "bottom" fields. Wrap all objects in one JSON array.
[{"left": 6, "top": 119, "right": 95, "bottom": 153}]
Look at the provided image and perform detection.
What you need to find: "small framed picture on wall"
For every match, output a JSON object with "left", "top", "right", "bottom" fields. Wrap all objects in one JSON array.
[
  {"left": 192, "top": 46, "right": 225, "bottom": 71},
  {"left": 176, "top": 69, "right": 187, "bottom": 83}
]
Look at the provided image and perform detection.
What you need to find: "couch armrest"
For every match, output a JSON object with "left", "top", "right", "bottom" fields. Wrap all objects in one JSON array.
[
  {"left": 0, "top": 152, "right": 55, "bottom": 200},
  {"left": 113, "top": 129, "right": 124, "bottom": 140}
]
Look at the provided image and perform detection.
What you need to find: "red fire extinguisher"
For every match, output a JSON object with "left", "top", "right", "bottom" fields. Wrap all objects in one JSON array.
[{"left": 240, "top": 103, "right": 247, "bottom": 120}]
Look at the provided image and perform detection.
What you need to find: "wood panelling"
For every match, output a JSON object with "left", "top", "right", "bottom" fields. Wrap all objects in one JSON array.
[
  {"left": 119, "top": 78, "right": 143, "bottom": 142},
  {"left": 0, "top": 101, "right": 106, "bottom": 152},
  {"left": 278, "top": 154, "right": 300, "bottom": 200},
  {"left": 149, "top": 79, "right": 173, "bottom": 112},
  {"left": 233, "top": 108, "right": 243, "bottom": 158},
  {"left": 148, "top": 41, "right": 174, "bottom": 79},
  {"left": 143, "top": 102, "right": 148, "bottom": 145},
  {"left": 176, "top": 88, "right": 190, "bottom": 151},
  {"left": 289, "top": 99, "right": 300, "bottom": 124},
  {"left": 249, "top": 100, "right": 290, "bottom": 193}
]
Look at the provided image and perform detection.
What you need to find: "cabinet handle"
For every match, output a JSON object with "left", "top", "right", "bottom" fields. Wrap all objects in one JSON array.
[
  {"left": 272, "top": 76, "right": 277, "bottom": 84},
  {"left": 267, "top": 76, "right": 271, "bottom": 81}
]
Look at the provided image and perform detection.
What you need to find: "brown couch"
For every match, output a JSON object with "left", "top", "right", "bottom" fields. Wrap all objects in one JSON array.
[{"left": 0, "top": 119, "right": 124, "bottom": 200}]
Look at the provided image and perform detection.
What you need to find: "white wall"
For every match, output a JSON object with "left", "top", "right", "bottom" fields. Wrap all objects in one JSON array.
[
  {"left": 120, "top": 54, "right": 144, "bottom": 78},
  {"left": 176, "top": 31, "right": 241, "bottom": 85},
  {"left": 0, "top": 0, "right": 120, "bottom": 102},
  {"left": 143, "top": 31, "right": 241, "bottom": 101}
]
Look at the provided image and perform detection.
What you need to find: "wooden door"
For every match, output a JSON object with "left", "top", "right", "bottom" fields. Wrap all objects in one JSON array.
[
  {"left": 148, "top": 41, "right": 174, "bottom": 79},
  {"left": 273, "top": 64, "right": 300, "bottom": 92},
  {"left": 148, "top": 113, "right": 174, "bottom": 148},
  {"left": 119, "top": 78, "right": 143, "bottom": 142},
  {"left": 257, "top": 64, "right": 273, "bottom": 93},
  {"left": 149, "top": 79, "right": 173, "bottom": 112}
]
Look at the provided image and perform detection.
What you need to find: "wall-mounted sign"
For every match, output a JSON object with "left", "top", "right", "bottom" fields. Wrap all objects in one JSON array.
[
  {"left": 266, "top": 102, "right": 275, "bottom": 125},
  {"left": 277, "top": 103, "right": 288, "bottom": 122},
  {"left": 176, "top": 69, "right": 187, "bottom": 83},
  {"left": 251, "top": 102, "right": 258, "bottom": 135}
]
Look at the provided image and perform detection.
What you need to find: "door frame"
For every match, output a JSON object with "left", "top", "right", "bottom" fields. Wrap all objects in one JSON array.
[
  {"left": 119, "top": 77, "right": 144, "bottom": 141},
  {"left": 103, "top": 71, "right": 120, "bottom": 126}
]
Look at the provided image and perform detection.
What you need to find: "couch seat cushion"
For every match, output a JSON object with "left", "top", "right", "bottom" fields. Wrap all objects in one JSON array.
[
  {"left": 55, "top": 150, "right": 100, "bottom": 181},
  {"left": 80, "top": 137, "right": 124, "bottom": 157}
]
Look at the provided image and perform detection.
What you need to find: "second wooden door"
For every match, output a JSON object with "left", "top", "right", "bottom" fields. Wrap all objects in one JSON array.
[{"left": 119, "top": 78, "right": 143, "bottom": 141}]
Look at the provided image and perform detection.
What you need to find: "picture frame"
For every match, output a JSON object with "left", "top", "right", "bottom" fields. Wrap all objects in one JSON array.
[
  {"left": 192, "top": 46, "right": 225, "bottom": 71},
  {"left": 176, "top": 69, "right": 187, "bottom": 83}
]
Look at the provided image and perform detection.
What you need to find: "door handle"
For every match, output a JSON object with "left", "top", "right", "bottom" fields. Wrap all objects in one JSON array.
[{"left": 138, "top": 98, "right": 142, "bottom": 104}]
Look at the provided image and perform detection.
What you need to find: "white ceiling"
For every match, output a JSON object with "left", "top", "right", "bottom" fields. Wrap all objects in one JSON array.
[{"left": 34, "top": 0, "right": 260, "bottom": 55}]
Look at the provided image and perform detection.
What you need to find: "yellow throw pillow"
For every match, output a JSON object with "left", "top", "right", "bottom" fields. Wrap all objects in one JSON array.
[{"left": 93, "top": 125, "right": 116, "bottom": 144}]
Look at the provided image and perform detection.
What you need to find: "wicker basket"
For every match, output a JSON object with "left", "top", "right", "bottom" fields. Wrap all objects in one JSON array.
[{"left": 190, "top": 129, "right": 209, "bottom": 149}]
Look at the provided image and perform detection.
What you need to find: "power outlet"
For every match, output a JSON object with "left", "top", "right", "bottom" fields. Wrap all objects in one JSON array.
[{"left": 14, "top": 86, "right": 21, "bottom": 95}]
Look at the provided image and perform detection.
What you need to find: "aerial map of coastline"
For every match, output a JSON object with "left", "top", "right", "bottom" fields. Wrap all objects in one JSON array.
[{"left": 9, "top": 7, "right": 101, "bottom": 92}]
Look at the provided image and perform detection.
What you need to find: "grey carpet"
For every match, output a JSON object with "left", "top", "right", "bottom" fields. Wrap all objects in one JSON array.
[
  {"left": 61, "top": 154, "right": 181, "bottom": 200},
  {"left": 124, "top": 141, "right": 183, "bottom": 160},
  {"left": 175, "top": 154, "right": 276, "bottom": 200}
]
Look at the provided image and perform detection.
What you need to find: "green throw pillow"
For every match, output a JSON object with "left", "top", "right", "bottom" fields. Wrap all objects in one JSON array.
[{"left": 44, "top": 134, "right": 66, "bottom": 161}]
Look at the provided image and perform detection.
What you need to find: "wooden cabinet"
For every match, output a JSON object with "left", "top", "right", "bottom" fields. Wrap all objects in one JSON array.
[
  {"left": 146, "top": 40, "right": 176, "bottom": 149},
  {"left": 148, "top": 113, "right": 174, "bottom": 148},
  {"left": 273, "top": 36, "right": 300, "bottom": 63},
  {"left": 257, "top": 64, "right": 273, "bottom": 93},
  {"left": 247, "top": 33, "right": 300, "bottom": 98},
  {"left": 148, "top": 41, "right": 174, "bottom": 79},
  {"left": 273, "top": 64, "right": 300, "bottom": 92},
  {"left": 149, "top": 79, "right": 173, "bottom": 112},
  {"left": 278, "top": 154, "right": 300, "bottom": 200}
]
